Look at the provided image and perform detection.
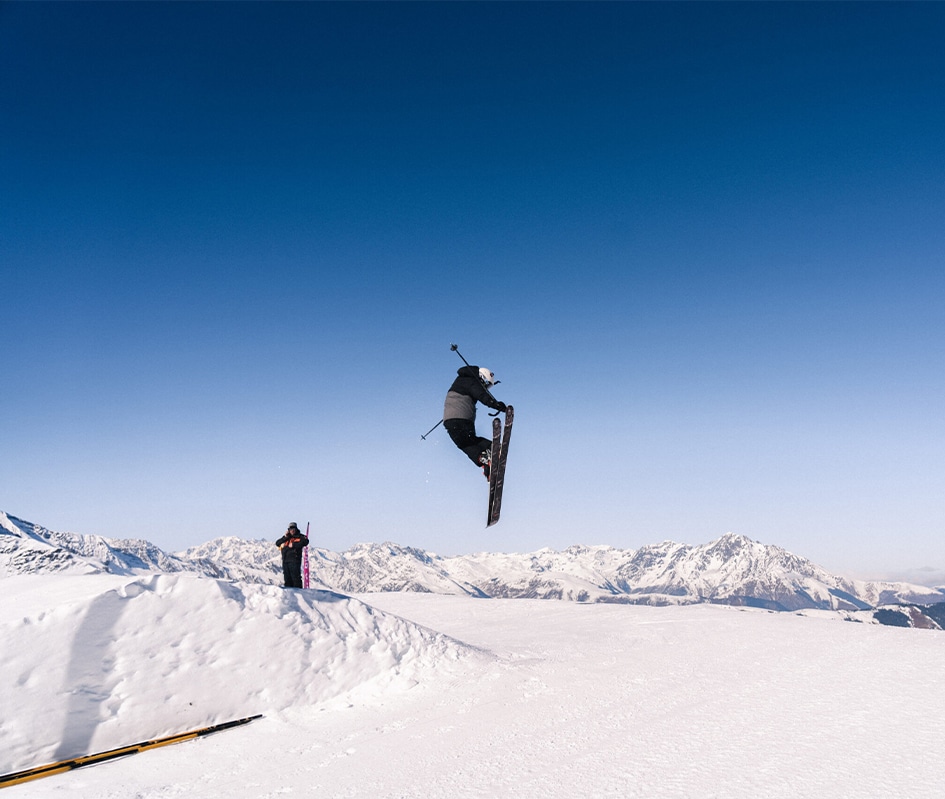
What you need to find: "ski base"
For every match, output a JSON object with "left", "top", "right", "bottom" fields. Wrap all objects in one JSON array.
[{"left": 487, "top": 405, "right": 513, "bottom": 526}]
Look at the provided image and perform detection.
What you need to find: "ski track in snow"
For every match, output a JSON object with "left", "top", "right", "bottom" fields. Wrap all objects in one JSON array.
[{"left": 2, "top": 580, "right": 945, "bottom": 798}]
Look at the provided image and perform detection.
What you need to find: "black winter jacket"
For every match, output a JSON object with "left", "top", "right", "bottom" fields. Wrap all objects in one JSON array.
[
  {"left": 276, "top": 531, "right": 309, "bottom": 561},
  {"left": 443, "top": 365, "right": 504, "bottom": 421}
]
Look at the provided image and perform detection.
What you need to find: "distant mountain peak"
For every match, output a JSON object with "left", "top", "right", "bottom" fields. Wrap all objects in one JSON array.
[{"left": 3, "top": 510, "right": 943, "bottom": 617}]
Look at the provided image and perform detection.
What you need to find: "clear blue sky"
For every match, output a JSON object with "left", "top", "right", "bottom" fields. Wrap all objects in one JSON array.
[{"left": 3, "top": 3, "right": 944, "bottom": 582}]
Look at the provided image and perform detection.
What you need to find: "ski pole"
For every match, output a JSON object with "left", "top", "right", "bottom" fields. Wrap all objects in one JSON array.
[
  {"left": 421, "top": 344, "right": 464, "bottom": 441},
  {"left": 452, "top": 342, "right": 500, "bottom": 385},
  {"left": 451, "top": 342, "right": 502, "bottom": 407},
  {"left": 421, "top": 419, "right": 443, "bottom": 440},
  {"left": 450, "top": 343, "right": 470, "bottom": 366},
  {"left": 425, "top": 343, "right": 502, "bottom": 441}
]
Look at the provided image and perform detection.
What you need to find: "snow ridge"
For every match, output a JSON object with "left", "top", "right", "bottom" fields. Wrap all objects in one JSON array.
[{"left": 0, "top": 571, "right": 482, "bottom": 775}]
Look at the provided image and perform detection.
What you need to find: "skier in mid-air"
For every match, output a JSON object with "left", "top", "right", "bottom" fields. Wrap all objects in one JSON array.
[{"left": 443, "top": 365, "right": 507, "bottom": 479}]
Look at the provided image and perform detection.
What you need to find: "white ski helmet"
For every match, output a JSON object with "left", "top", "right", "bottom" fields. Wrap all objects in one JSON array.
[{"left": 478, "top": 367, "right": 495, "bottom": 388}]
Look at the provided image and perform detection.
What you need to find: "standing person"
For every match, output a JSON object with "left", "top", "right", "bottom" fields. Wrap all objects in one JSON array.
[
  {"left": 443, "top": 365, "right": 507, "bottom": 479},
  {"left": 275, "top": 522, "right": 309, "bottom": 588}
]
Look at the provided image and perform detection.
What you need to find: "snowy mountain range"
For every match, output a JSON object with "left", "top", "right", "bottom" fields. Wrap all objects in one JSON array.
[{"left": 3, "top": 509, "right": 944, "bottom": 625}]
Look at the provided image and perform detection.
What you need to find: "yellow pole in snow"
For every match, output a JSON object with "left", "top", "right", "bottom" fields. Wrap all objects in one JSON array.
[{"left": 0, "top": 714, "right": 263, "bottom": 789}]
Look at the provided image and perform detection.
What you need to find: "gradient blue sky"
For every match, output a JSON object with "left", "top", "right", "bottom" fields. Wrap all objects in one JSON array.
[{"left": 3, "top": 3, "right": 944, "bottom": 581}]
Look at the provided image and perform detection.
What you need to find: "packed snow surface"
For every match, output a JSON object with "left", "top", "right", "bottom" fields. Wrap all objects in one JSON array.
[{"left": 2, "top": 575, "right": 945, "bottom": 798}]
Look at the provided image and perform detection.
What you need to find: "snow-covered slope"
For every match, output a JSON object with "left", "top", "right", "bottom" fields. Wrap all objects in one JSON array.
[
  {"left": 0, "top": 511, "right": 189, "bottom": 576},
  {"left": 4, "top": 510, "right": 943, "bottom": 612},
  {"left": 181, "top": 538, "right": 487, "bottom": 595},
  {"left": 194, "top": 532, "right": 944, "bottom": 610},
  {"left": 3, "top": 511, "right": 945, "bottom": 795},
  {"left": 0, "top": 572, "right": 483, "bottom": 776},
  {"left": 1, "top": 512, "right": 104, "bottom": 576},
  {"left": 6, "top": 589, "right": 945, "bottom": 798},
  {"left": 439, "top": 534, "right": 945, "bottom": 610},
  {"left": 179, "top": 536, "right": 283, "bottom": 583},
  {"left": 606, "top": 534, "right": 938, "bottom": 611},
  {"left": 441, "top": 544, "right": 631, "bottom": 601},
  {"left": 801, "top": 602, "right": 945, "bottom": 630},
  {"left": 309, "top": 542, "right": 486, "bottom": 596}
]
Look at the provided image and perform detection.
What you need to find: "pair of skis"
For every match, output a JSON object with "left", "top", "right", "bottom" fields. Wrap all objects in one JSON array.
[{"left": 487, "top": 405, "right": 513, "bottom": 526}]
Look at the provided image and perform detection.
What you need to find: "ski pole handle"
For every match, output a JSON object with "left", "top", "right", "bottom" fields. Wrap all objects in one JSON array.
[{"left": 450, "top": 343, "right": 471, "bottom": 367}]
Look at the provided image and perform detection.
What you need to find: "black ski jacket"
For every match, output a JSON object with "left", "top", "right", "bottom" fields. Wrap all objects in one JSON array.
[
  {"left": 276, "top": 531, "right": 309, "bottom": 562},
  {"left": 443, "top": 365, "right": 505, "bottom": 422}
]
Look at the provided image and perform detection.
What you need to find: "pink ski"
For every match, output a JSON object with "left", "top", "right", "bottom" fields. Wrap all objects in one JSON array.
[{"left": 302, "top": 522, "right": 310, "bottom": 588}]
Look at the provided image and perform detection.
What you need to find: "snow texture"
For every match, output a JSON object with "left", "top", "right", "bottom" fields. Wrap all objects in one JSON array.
[{"left": 3, "top": 575, "right": 945, "bottom": 798}]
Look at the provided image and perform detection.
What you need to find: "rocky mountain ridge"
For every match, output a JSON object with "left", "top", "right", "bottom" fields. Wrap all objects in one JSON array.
[{"left": 3, "top": 510, "right": 943, "bottom": 627}]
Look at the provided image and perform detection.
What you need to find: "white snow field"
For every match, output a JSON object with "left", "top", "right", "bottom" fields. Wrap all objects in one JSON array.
[{"left": 2, "top": 573, "right": 944, "bottom": 798}]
